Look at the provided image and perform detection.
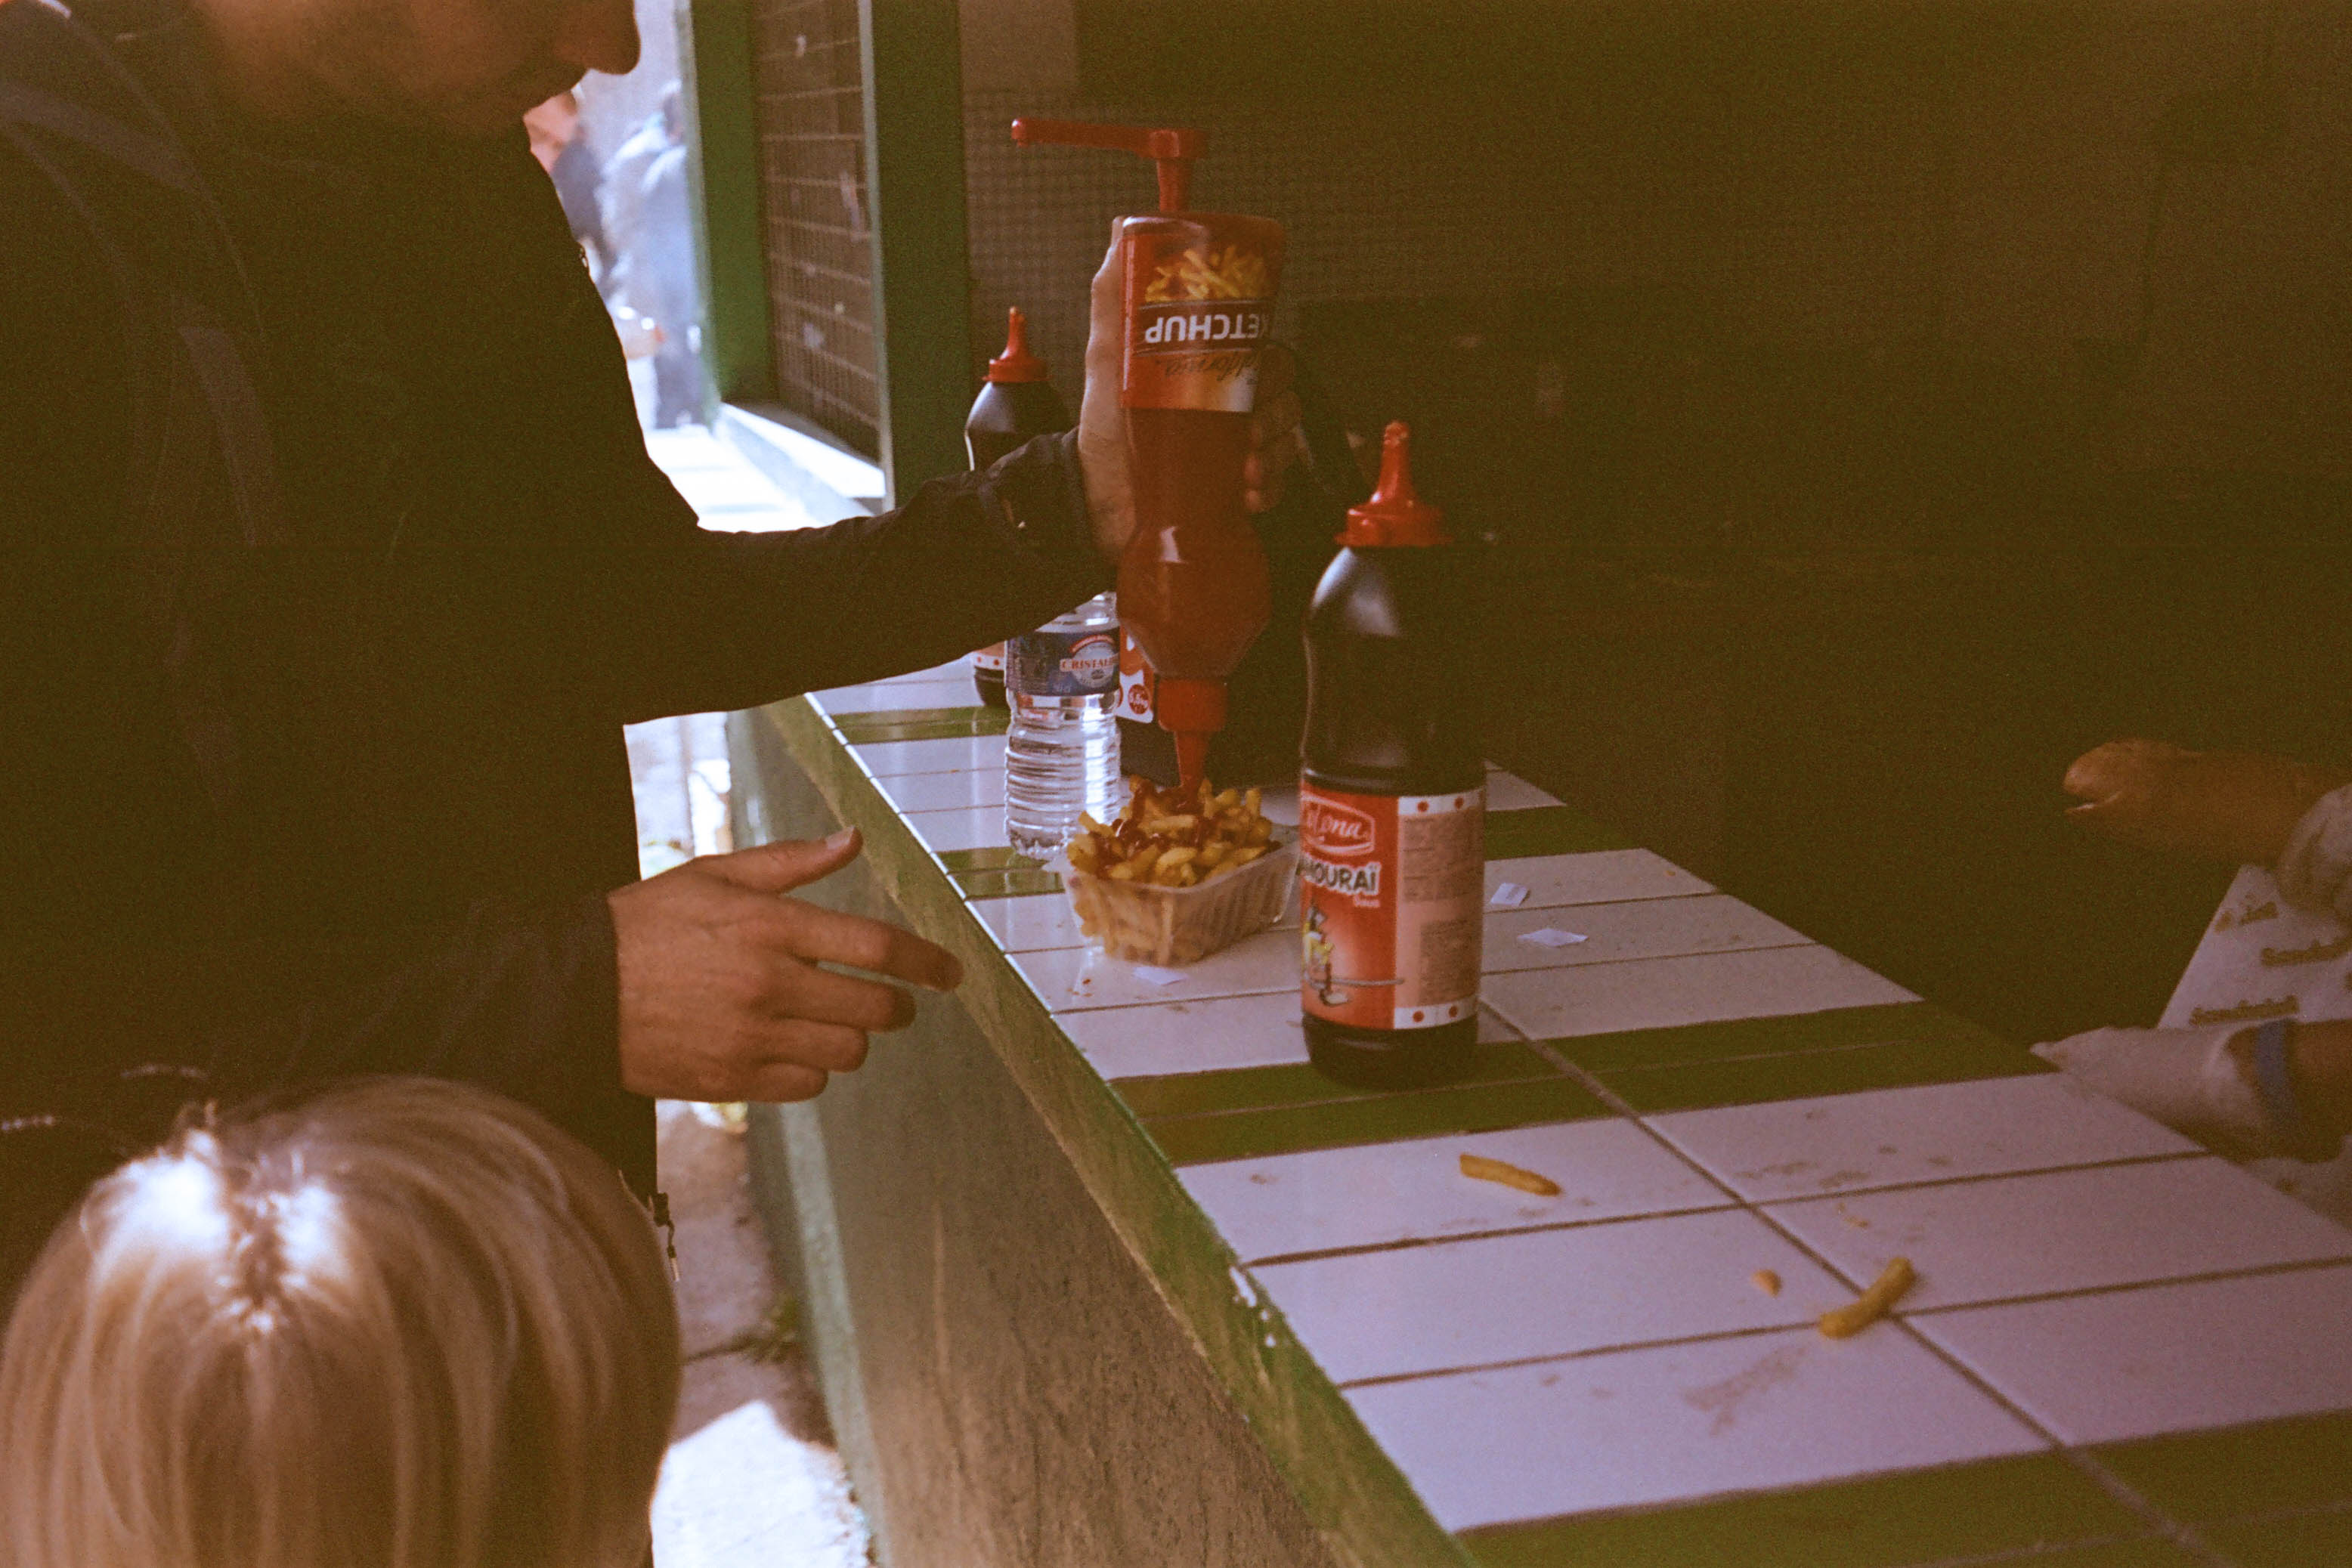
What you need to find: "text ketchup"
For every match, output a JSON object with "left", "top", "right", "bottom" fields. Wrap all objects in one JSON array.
[
  {"left": 1299, "top": 424, "right": 1484, "bottom": 1090},
  {"left": 1010, "top": 119, "right": 1283, "bottom": 791}
]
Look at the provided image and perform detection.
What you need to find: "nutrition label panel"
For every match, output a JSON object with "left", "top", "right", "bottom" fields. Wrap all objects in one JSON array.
[{"left": 768, "top": 665, "right": 2352, "bottom": 1568}]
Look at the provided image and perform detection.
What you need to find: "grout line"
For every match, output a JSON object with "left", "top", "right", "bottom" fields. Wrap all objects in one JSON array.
[
  {"left": 1744, "top": 1149, "right": 2211, "bottom": 1206},
  {"left": 1521, "top": 1034, "right": 2239, "bottom": 1567},
  {"left": 1230, "top": 1148, "right": 2298, "bottom": 1274},
  {"left": 1563, "top": 1026, "right": 2024, "bottom": 1078},
  {"left": 1899, "top": 1254, "right": 2352, "bottom": 1319},
  {"left": 1334, "top": 1319, "right": 1818, "bottom": 1392},
  {"left": 1479, "top": 935, "right": 1822, "bottom": 980},
  {"left": 1238, "top": 1198, "right": 1744, "bottom": 1270},
  {"left": 1891, "top": 1529, "right": 2196, "bottom": 1568},
  {"left": 1125, "top": 1072, "right": 1570, "bottom": 1128}
]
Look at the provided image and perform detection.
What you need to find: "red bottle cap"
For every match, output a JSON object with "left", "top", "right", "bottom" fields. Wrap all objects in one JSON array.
[
  {"left": 1341, "top": 422, "right": 1450, "bottom": 547},
  {"left": 986, "top": 307, "right": 1048, "bottom": 384},
  {"left": 1010, "top": 118, "right": 1205, "bottom": 214}
]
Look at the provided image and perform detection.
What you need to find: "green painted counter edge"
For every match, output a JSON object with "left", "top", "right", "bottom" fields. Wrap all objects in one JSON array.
[{"left": 755, "top": 696, "right": 1474, "bottom": 1568}]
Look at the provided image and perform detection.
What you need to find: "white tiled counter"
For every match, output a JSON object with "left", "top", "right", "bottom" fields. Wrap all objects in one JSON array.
[{"left": 730, "top": 670, "right": 2352, "bottom": 1568}]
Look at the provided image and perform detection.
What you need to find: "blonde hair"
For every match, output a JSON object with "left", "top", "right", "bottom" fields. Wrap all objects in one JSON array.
[{"left": 0, "top": 1077, "right": 679, "bottom": 1568}]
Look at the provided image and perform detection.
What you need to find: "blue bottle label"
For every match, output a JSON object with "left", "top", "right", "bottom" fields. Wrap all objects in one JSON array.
[{"left": 1010, "top": 626, "right": 1120, "bottom": 697}]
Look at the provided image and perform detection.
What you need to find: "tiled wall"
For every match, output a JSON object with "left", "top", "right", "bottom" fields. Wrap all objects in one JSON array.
[
  {"left": 750, "top": 0, "right": 881, "bottom": 454},
  {"left": 961, "top": 0, "right": 2352, "bottom": 543}
]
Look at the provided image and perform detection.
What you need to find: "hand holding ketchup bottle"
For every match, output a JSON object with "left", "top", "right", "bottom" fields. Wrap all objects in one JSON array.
[{"left": 1012, "top": 119, "right": 1284, "bottom": 793}]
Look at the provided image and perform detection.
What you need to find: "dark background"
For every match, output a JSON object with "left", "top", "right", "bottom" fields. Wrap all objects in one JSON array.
[{"left": 939, "top": 1, "right": 2352, "bottom": 1043}]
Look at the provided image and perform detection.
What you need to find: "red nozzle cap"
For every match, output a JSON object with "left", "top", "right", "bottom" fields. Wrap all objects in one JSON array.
[
  {"left": 1342, "top": 422, "right": 1450, "bottom": 547},
  {"left": 986, "top": 307, "right": 1047, "bottom": 383},
  {"left": 1010, "top": 118, "right": 1205, "bottom": 213}
]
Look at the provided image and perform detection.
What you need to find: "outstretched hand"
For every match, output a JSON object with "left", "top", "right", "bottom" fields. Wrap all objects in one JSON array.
[
  {"left": 2062, "top": 739, "right": 2348, "bottom": 866},
  {"left": 609, "top": 828, "right": 962, "bottom": 1103},
  {"left": 1076, "top": 231, "right": 1307, "bottom": 562}
]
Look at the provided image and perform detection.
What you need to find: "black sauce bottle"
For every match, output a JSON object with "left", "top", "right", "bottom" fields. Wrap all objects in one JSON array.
[
  {"left": 965, "top": 307, "right": 1072, "bottom": 707},
  {"left": 1298, "top": 423, "right": 1484, "bottom": 1090}
]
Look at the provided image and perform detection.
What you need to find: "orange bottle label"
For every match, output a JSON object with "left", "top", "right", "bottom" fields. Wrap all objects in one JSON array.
[
  {"left": 1116, "top": 629, "right": 1157, "bottom": 722},
  {"left": 1299, "top": 784, "right": 1484, "bottom": 1031},
  {"left": 1121, "top": 223, "right": 1281, "bottom": 414}
]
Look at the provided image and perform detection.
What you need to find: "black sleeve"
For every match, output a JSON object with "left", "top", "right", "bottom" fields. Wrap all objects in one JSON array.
[
  {"left": 479, "top": 133, "right": 1113, "bottom": 723},
  {"left": 2, "top": 898, "right": 640, "bottom": 1174},
  {"left": 574, "top": 429, "right": 1115, "bottom": 725}
]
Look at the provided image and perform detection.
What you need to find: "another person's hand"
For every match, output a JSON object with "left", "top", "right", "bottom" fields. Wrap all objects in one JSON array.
[
  {"left": 608, "top": 829, "right": 962, "bottom": 1103},
  {"left": 1076, "top": 232, "right": 1307, "bottom": 562},
  {"left": 2062, "top": 739, "right": 2348, "bottom": 865}
]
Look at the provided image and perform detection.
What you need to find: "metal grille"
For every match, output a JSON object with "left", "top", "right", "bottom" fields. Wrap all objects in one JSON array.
[{"left": 751, "top": 0, "right": 880, "bottom": 455}]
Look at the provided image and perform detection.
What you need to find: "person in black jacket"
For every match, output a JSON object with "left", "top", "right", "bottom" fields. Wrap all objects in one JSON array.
[{"left": 0, "top": 0, "right": 1303, "bottom": 1208}]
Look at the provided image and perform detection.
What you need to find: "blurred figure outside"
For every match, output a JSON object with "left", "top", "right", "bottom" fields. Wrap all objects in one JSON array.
[
  {"left": 636, "top": 135, "right": 704, "bottom": 428},
  {"left": 596, "top": 85, "right": 701, "bottom": 428},
  {"left": 525, "top": 89, "right": 609, "bottom": 283}
]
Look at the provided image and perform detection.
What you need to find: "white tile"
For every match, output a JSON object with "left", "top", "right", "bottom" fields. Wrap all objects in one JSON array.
[
  {"left": 903, "top": 806, "right": 1011, "bottom": 856},
  {"left": 1255, "top": 1209, "right": 1858, "bottom": 1384},
  {"left": 1482, "top": 895, "right": 1810, "bottom": 976},
  {"left": 1181, "top": 1120, "right": 1731, "bottom": 1263},
  {"left": 1917, "top": 1265, "right": 2352, "bottom": 1446},
  {"left": 1651, "top": 1075, "right": 2204, "bottom": 1203},
  {"left": 1485, "top": 850, "right": 1713, "bottom": 909},
  {"left": 873, "top": 662, "right": 969, "bottom": 686},
  {"left": 812, "top": 681, "right": 982, "bottom": 715},
  {"left": 1767, "top": 1158, "right": 2352, "bottom": 1310},
  {"left": 968, "top": 892, "right": 1088, "bottom": 954},
  {"left": 1483, "top": 946, "right": 1917, "bottom": 1041},
  {"left": 1346, "top": 1328, "right": 2044, "bottom": 1532},
  {"left": 1071, "top": 994, "right": 1518, "bottom": 1081},
  {"left": 849, "top": 735, "right": 1004, "bottom": 778},
  {"left": 1010, "top": 924, "right": 1299, "bottom": 1013},
  {"left": 1484, "top": 770, "right": 1562, "bottom": 811},
  {"left": 1066, "top": 990, "right": 1308, "bottom": 1079},
  {"left": 876, "top": 768, "right": 1007, "bottom": 814}
]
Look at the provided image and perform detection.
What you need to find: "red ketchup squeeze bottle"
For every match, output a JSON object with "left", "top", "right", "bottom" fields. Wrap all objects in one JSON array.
[
  {"left": 1010, "top": 119, "right": 1284, "bottom": 792},
  {"left": 1299, "top": 424, "right": 1484, "bottom": 1090}
]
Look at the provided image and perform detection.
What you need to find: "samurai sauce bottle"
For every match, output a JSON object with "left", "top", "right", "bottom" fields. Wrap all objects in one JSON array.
[
  {"left": 965, "top": 307, "right": 1072, "bottom": 708},
  {"left": 1299, "top": 424, "right": 1484, "bottom": 1090}
]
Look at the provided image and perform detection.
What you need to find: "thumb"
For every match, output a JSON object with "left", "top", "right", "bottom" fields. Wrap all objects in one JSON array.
[
  {"left": 702, "top": 827, "right": 862, "bottom": 895},
  {"left": 1087, "top": 224, "right": 1122, "bottom": 379}
]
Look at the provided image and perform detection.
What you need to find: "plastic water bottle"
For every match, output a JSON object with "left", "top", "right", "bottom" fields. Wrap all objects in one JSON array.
[{"left": 1005, "top": 592, "right": 1124, "bottom": 860}]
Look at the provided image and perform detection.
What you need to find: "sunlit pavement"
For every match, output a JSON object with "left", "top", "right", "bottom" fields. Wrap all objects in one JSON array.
[
  {"left": 625, "top": 431, "right": 872, "bottom": 1566},
  {"left": 649, "top": 1102, "right": 870, "bottom": 1568}
]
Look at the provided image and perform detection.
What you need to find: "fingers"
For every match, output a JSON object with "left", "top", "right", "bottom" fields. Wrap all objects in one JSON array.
[
  {"left": 754, "top": 898, "right": 963, "bottom": 991},
  {"left": 758, "top": 958, "right": 918, "bottom": 1033},
  {"left": 745, "top": 1062, "right": 828, "bottom": 1104},
  {"left": 1244, "top": 383, "right": 1305, "bottom": 513},
  {"left": 1257, "top": 341, "right": 1298, "bottom": 401},
  {"left": 761, "top": 1019, "right": 870, "bottom": 1074},
  {"left": 701, "top": 827, "right": 862, "bottom": 895},
  {"left": 1087, "top": 230, "right": 1123, "bottom": 376},
  {"left": 1243, "top": 423, "right": 1304, "bottom": 513}
]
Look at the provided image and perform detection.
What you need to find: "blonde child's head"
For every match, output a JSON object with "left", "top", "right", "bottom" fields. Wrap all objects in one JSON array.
[{"left": 0, "top": 1076, "right": 679, "bottom": 1568}]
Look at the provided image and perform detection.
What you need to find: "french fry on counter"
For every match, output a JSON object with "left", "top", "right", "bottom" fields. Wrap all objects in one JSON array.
[
  {"left": 1817, "top": 1257, "right": 1916, "bottom": 1339},
  {"left": 1458, "top": 1153, "right": 1561, "bottom": 1198},
  {"left": 1065, "top": 777, "right": 1275, "bottom": 889}
]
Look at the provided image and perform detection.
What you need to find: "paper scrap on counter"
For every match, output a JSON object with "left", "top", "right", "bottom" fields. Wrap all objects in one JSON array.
[
  {"left": 1131, "top": 965, "right": 1187, "bottom": 988},
  {"left": 1516, "top": 927, "right": 1588, "bottom": 948},
  {"left": 1489, "top": 882, "right": 1531, "bottom": 908}
]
